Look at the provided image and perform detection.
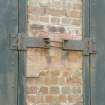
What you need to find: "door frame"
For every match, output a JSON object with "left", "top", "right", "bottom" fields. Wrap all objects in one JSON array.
[
  {"left": 83, "top": 0, "right": 96, "bottom": 105},
  {"left": 17, "top": 0, "right": 96, "bottom": 105}
]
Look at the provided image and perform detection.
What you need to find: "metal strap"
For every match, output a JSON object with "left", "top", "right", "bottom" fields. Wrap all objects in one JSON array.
[{"left": 9, "top": 34, "right": 96, "bottom": 55}]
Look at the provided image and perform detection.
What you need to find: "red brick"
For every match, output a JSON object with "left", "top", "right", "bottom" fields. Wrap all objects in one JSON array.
[
  {"left": 49, "top": 87, "right": 60, "bottom": 94},
  {"left": 49, "top": 77, "right": 58, "bottom": 85},
  {"left": 50, "top": 70, "right": 60, "bottom": 77},
  {"left": 26, "top": 78, "right": 39, "bottom": 86},
  {"left": 27, "top": 95, "right": 44, "bottom": 104},
  {"left": 63, "top": 70, "right": 71, "bottom": 77},
  {"left": 28, "top": 7, "right": 47, "bottom": 15},
  {"left": 73, "top": 4, "right": 82, "bottom": 10},
  {"left": 72, "top": 19, "right": 81, "bottom": 26},
  {"left": 70, "top": 10, "right": 81, "bottom": 18},
  {"left": 26, "top": 87, "right": 38, "bottom": 94},
  {"left": 40, "top": 16, "right": 49, "bottom": 23},
  {"left": 68, "top": 96, "right": 83, "bottom": 103},
  {"left": 59, "top": 95, "right": 67, "bottom": 102},
  {"left": 46, "top": 8, "right": 65, "bottom": 16},
  {"left": 45, "top": 95, "right": 53, "bottom": 103},
  {"left": 58, "top": 77, "right": 66, "bottom": 85},
  {"left": 39, "top": 87, "right": 48, "bottom": 94}
]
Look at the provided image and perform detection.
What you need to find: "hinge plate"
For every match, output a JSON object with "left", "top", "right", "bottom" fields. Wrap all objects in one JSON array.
[
  {"left": 63, "top": 38, "right": 96, "bottom": 55},
  {"left": 9, "top": 33, "right": 96, "bottom": 55}
]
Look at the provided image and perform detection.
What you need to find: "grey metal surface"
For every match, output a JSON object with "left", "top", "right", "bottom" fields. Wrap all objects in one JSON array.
[
  {"left": 83, "top": 0, "right": 91, "bottom": 104},
  {"left": 63, "top": 40, "right": 84, "bottom": 51},
  {"left": 25, "top": 37, "right": 50, "bottom": 48},
  {"left": 0, "top": 0, "right": 18, "bottom": 105},
  {"left": 95, "top": 0, "right": 105, "bottom": 105}
]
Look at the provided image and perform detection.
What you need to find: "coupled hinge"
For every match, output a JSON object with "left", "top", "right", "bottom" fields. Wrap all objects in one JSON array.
[
  {"left": 9, "top": 33, "right": 50, "bottom": 50},
  {"left": 9, "top": 33, "right": 26, "bottom": 50},
  {"left": 63, "top": 38, "right": 96, "bottom": 55},
  {"left": 9, "top": 33, "right": 96, "bottom": 55},
  {"left": 83, "top": 38, "right": 96, "bottom": 55}
]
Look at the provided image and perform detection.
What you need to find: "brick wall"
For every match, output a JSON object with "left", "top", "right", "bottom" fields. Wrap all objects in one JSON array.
[{"left": 26, "top": 0, "right": 83, "bottom": 105}]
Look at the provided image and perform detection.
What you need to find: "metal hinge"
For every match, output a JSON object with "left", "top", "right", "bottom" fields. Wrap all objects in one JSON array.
[
  {"left": 83, "top": 38, "right": 96, "bottom": 55},
  {"left": 63, "top": 38, "right": 96, "bottom": 55},
  {"left": 9, "top": 33, "right": 50, "bottom": 50},
  {"left": 9, "top": 33, "right": 96, "bottom": 55}
]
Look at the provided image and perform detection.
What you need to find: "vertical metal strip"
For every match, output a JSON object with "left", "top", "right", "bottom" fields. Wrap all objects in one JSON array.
[
  {"left": 18, "top": 51, "right": 26, "bottom": 105},
  {"left": 83, "top": 0, "right": 91, "bottom": 105},
  {"left": 89, "top": 0, "right": 96, "bottom": 104},
  {"left": 90, "top": 54, "right": 96, "bottom": 105},
  {"left": 18, "top": 0, "right": 27, "bottom": 105},
  {"left": 83, "top": 55, "right": 91, "bottom": 105}
]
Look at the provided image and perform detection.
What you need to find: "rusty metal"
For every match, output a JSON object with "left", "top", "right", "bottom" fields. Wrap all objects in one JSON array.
[{"left": 10, "top": 34, "right": 96, "bottom": 55}]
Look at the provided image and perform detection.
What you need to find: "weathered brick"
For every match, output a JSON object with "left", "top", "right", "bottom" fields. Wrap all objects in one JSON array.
[
  {"left": 70, "top": 10, "right": 81, "bottom": 18},
  {"left": 27, "top": 95, "right": 44, "bottom": 104},
  {"left": 61, "top": 17, "right": 71, "bottom": 25},
  {"left": 50, "top": 70, "right": 60, "bottom": 77},
  {"left": 50, "top": 1, "right": 63, "bottom": 9},
  {"left": 71, "top": 86, "right": 82, "bottom": 95},
  {"left": 45, "top": 95, "right": 53, "bottom": 103},
  {"left": 26, "top": 78, "right": 39, "bottom": 86},
  {"left": 72, "top": 19, "right": 81, "bottom": 26},
  {"left": 62, "top": 87, "right": 71, "bottom": 95},
  {"left": 59, "top": 95, "right": 68, "bottom": 102},
  {"left": 63, "top": 1, "right": 71, "bottom": 9},
  {"left": 39, "top": 70, "right": 50, "bottom": 77},
  {"left": 46, "top": 8, "right": 65, "bottom": 16},
  {"left": 48, "top": 26, "right": 65, "bottom": 33},
  {"left": 26, "top": 87, "right": 38, "bottom": 94},
  {"left": 73, "top": 3, "right": 82, "bottom": 10},
  {"left": 66, "top": 76, "right": 82, "bottom": 85},
  {"left": 39, "top": 87, "right": 48, "bottom": 94},
  {"left": 30, "top": 24, "right": 44, "bottom": 30},
  {"left": 40, "top": 16, "right": 49, "bottom": 23},
  {"left": 28, "top": 7, "right": 47, "bottom": 15},
  {"left": 50, "top": 87, "right": 60, "bottom": 94},
  {"left": 68, "top": 96, "right": 83, "bottom": 103},
  {"left": 62, "top": 70, "right": 71, "bottom": 77},
  {"left": 58, "top": 77, "right": 66, "bottom": 85},
  {"left": 51, "top": 17, "right": 60, "bottom": 25},
  {"left": 39, "top": 0, "right": 49, "bottom": 7},
  {"left": 28, "top": 15, "right": 40, "bottom": 22}
]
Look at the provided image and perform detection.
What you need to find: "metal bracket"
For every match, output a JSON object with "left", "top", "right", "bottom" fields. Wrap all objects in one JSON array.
[
  {"left": 9, "top": 33, "right": 96, "bottom": 55},
  {"left": 9, "top": 33, "right": 50, "bottom": 50},
  {"left": 63, "top": 38, "right": 96, "bottom": 55}
]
